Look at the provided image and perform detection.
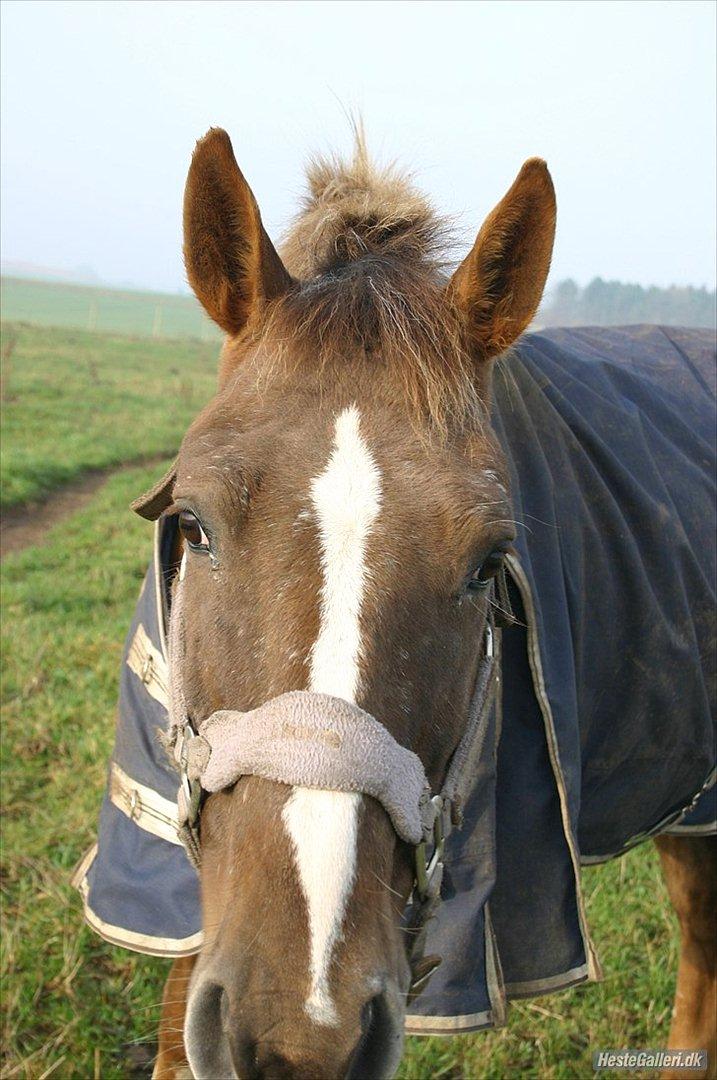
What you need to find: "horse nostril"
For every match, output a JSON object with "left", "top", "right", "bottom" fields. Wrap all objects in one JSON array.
[
  {"left": 360, "top": 993, "right": 379, "bottom": 1037},
  {"left": 348, "top": 991, "right": 404, "bottom": 1080},
  {"left": 349, "top": 993, "right": 386, "bottom": 1075},
  {"left": 185, "top": 978, "right": 236, "bottom": 1079}
]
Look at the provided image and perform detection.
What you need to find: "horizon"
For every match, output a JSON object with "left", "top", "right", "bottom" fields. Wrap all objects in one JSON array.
[
  {"left": 3, "top": 262, "right": 716, "bottom": 300},
  {"left": 2, "top": 1, "right": 716, "bottom": 294},
  {"left": 2, "top": 229, "right": 716, "bottom": 304}
]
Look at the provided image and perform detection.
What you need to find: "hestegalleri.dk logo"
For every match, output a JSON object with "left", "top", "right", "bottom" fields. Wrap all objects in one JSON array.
[{"left": 592, "top": 1049, "right": 708, "bottom": 1071}]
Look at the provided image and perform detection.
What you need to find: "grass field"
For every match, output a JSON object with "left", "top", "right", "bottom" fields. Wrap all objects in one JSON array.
[
  {"left": 1, "top": 278, "right": 222, "bottom": 342},
  {"left": 1, "top": 324, "right": 681, "bottom": 1078},
  {"left": 1, "top": 323, "right": 218, "bottom": 508}
]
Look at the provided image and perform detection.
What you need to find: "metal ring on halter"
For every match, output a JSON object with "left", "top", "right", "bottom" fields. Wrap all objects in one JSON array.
[
  {"left": 177, "top": 721, "right": 202, "bottom": 828},
  {"left": 414, "top": 794, "right": 446, "bottom": 900}
]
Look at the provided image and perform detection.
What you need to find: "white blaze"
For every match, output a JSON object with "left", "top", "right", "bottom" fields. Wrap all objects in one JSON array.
[{"left": 282, "top": 405, "right": 382, "bottom": 1025}]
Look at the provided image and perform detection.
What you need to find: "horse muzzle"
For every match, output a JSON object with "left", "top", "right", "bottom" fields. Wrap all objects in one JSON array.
[{"left": 184, "top": 968, "right": 405, "bottom": 1080}]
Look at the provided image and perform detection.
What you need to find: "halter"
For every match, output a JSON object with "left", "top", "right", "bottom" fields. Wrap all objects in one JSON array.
[{"left": 166, "top": 559, "right": 509, "bottom": 995}]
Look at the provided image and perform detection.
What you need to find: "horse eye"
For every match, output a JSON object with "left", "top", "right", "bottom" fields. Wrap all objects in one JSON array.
[
  {"left": 467, "top": 550, "right": 506, "bottom": 591},
  {"left": 178, "top": 509, "right": 210, "bottom": 552}
]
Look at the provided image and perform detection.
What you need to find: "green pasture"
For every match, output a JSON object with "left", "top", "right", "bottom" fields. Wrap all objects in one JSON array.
[
  {"left": 1, "top": 324, "right": 680, "bottom": 1078},
  {"left": 0, "top": 323, "right": 218, "bottom": 508},
  {"left": 1, "top": 277, "right": 222, "bottom": 342}
]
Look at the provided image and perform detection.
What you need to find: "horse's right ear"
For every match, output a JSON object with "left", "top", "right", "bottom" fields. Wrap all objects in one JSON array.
[
  {"left": 183, "top": 128, "right": 294, "bottom": 336},
  {"left": 130, "top": 462, "right": 177, "bottom": 521}
]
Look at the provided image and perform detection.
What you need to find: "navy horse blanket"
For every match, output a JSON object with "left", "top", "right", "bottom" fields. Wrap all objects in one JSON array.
[{"left": 74, "top": 325, "right": 716, "bottom": 1033}]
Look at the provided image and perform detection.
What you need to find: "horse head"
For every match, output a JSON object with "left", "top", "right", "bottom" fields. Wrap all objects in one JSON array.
[{"left": 135, "top": 128, "right": 555, "bottom": 1078}]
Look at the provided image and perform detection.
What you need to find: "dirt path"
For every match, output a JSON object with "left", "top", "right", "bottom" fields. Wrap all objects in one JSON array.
[{"left": 0, "top": 457, "right": 167, "bottom": 560}]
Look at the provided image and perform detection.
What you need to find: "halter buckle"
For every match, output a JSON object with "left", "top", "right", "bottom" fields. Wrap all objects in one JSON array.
[
  {"left": 176, "top": 721, "right": 202, "bottom": 828},
  {"left": 414, "top": 795, "right": 446, "bottom": 900}
]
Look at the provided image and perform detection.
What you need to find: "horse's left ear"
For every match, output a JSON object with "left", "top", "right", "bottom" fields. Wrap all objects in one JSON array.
[
  {"left": 130, "top": 461, "right": 177, "bottom": 520},
  {"left": 449, "top": 159, "right": 556, "bottom": 359}
]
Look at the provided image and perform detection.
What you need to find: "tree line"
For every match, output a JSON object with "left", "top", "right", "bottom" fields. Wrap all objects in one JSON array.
[{"left": 540, "top": 278, "right": 716, "bottom": 328}]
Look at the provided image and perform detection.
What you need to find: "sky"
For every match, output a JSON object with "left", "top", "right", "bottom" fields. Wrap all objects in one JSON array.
[{"left": 2, "top": 0, "right": 715, "bottom": 294}]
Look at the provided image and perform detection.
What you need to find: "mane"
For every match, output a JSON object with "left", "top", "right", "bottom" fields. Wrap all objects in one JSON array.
[
  {"left": 260, "top": 134, "right": 485, "bottom": 435},
  {"left": 279, "top": 130, "right": 447, "bottom": 281}
]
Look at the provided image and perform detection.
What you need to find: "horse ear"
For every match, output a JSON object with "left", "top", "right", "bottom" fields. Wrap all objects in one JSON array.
[
  {"left": 449, "top": 159, "right": 556, "bottom": 359},
  {"left": 130, "top": 462, "right": 177, "bottom": 521},
  {"left": 183, "top": 128, "right": 293, "bottom": 336}
]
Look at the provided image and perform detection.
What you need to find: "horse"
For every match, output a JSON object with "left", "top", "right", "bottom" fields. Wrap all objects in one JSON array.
[{"left": 101, "top": 129, "right": 714, "bottom": 1078}]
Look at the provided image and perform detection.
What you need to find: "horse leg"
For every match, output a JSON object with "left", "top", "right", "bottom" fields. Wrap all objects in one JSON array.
[
  {"left": 655, "top": 834, "right": 716, "bottom": 1077},
  {"left": 153, "top": 955, "right": 197, "bottom": 1079}
]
